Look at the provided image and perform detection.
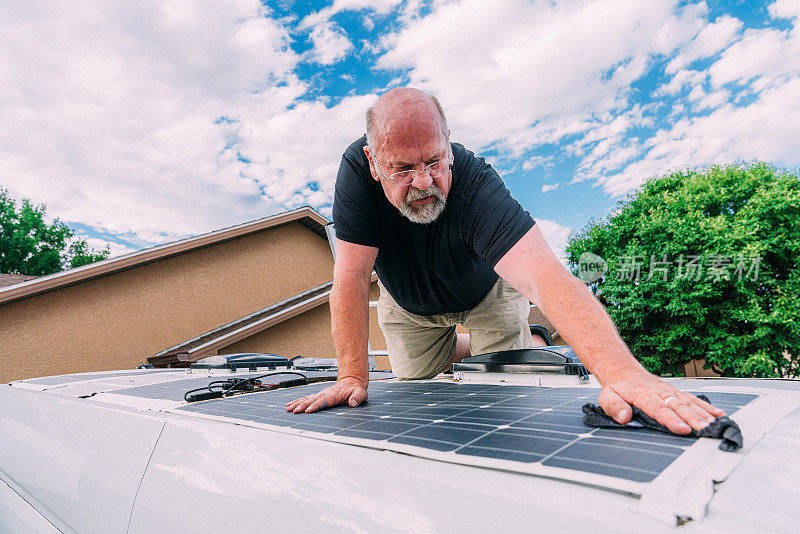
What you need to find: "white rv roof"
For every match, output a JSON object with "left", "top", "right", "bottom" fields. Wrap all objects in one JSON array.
[{"left": 1, "top": 369, "right": 799, "bottom": 533}]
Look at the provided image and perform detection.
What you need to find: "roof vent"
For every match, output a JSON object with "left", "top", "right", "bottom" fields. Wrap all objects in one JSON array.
[{"left": 452, "top": 347, "right": 591, "bottom": 384}]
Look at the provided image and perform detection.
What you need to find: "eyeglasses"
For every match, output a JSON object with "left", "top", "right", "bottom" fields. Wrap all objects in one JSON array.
[{"left": 375, "top": 157, "right": 452, "bottom": 186}]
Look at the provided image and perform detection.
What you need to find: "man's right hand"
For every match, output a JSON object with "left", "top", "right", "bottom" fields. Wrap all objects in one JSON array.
[{"left": 285, "top": 377, "right": 368, "bottom": 413}]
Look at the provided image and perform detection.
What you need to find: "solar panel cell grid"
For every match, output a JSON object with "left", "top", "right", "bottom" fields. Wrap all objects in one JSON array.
[{"left": 177, "top": 381, "right": 756, "bottom": 482}]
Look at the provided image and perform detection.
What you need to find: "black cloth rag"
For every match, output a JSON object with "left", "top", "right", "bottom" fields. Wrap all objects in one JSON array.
[{"left": 581, "top": 395, "right": 743, "bottom": 451}]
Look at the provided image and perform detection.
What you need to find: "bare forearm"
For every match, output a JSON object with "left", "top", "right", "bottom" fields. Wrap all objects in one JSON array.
[
  {"left": 330, "top": 273, "right": 371, "bottom": 384},
  {"left": 535, "top": 270, "right": 647, "bottom": 383},
  {"left": 494, "top": 226, "right": 647, "bottom": 384},
  {"left": 496, "top": 226, "right": 724, "bottom": 432},
  {"left": 286, "top": 239, "right": 375, "bottom": 414}
]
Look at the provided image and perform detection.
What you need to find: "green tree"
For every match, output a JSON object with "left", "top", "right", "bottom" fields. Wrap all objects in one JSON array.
[
  {"left": 566, "top": 163, "right": 800, "bottom": 378},
  {"left": 0, "top": 188, "right": 109, "bottom": 276}
]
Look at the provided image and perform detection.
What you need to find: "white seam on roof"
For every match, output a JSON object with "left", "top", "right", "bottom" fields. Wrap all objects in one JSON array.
[{"left": 636, "top": 392, "right": 800, "bottom": 525}]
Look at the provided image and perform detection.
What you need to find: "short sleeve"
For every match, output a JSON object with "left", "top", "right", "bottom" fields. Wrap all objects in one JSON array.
[
  {"left": 457, "top": 158, "right": 535, "bottom": 266},
  {"left": 332, "top": 139, "right": 381, "bottom": 248}
]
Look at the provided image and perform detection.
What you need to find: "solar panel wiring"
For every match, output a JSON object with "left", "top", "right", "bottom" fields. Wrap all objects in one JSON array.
[{"left": 183, "top": 371, "right": 337, "bottom": 403}]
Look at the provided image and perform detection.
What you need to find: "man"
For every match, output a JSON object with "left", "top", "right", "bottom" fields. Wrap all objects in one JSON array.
[{"left": 287, "top": 88, "right": 723, "bottom": 435}]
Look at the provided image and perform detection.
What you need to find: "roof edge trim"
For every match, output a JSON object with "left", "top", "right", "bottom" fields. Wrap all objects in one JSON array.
[{"left": 0, "top": 207, "right": 329, "bottom": 305}]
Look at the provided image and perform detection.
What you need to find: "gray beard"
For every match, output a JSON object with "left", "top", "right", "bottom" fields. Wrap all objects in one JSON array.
[{"left": 399, "top": 184, "right": 446, "bottom": 224}]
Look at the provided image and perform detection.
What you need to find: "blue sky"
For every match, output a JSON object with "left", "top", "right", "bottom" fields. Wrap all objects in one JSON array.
[{"left": 2, "top": 0, "right": 799, "bottom": 259}]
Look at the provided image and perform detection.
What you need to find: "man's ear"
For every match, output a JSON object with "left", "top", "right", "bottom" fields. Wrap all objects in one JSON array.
[{"left": 363, "top": 146, "right": 380, "bottom": 182}]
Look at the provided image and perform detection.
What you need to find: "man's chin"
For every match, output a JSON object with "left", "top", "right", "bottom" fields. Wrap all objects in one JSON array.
[{"left": 399, "top": 198, "right": 446, "bottom": 224}]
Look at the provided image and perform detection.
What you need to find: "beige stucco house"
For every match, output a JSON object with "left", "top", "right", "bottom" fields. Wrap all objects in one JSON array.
[{"left": 0, "top": 208, "right": 386, "bottom": 382}]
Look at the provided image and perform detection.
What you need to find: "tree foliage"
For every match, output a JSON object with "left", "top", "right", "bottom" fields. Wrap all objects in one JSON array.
[
  {"left": 566, "top": 163, "right": 800, "bottom": 378},
  {"left": 0, "top": 188, "right": 109, "bottom": 276}
]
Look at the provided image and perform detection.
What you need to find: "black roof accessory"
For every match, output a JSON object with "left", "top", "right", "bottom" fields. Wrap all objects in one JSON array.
[
  {"left": 453, "top": 346, "right": 589, "bottom": 377},
  {"left": 183, "top": 371, "right": 336, "bottom": 403},
  {"left": 190, "top": 353, "right": 291, "bottom": 372}
]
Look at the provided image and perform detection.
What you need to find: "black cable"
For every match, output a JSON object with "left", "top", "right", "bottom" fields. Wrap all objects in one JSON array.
[
  {"left": 183, "top": 371, "right": 313, "bottom": 403},
  {"left": 222, "top": 371, "right": 309, "bottom": 395}
]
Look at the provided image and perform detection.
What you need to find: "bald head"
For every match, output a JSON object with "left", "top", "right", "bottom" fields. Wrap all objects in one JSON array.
[{"left": 365, "top": 88, "right": 448, "bottom": 152}]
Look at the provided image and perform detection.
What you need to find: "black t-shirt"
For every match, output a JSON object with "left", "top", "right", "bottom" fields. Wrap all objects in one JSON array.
[{"left": 332, "top": 135, "right": 535, "bottom": 315}]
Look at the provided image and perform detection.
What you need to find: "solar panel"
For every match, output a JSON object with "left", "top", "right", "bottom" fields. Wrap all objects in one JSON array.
[
  {"left": 113, "top": 371, "right": 393, "bottom": 401},
  {"left": 17, "top": 369, "right": 179, "bottom": 386},
  {"left": 176, "top": 381, "right": 756, "bottom": 483}
]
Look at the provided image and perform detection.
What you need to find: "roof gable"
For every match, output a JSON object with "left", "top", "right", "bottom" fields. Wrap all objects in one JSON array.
[{"left": 0, "top": 207, "right": 329, "bottom": 305}]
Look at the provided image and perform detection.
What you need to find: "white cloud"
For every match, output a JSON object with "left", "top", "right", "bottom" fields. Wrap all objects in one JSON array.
[
  {"left": 0, "top": 0, "right": 305, "bottom": 244},
  {"left": 541, "top": 183, "right": 560, "bottom": 193},
  {"left": 598, "top": 0, "right": 800, "bottom": 197},
  {"left": 299, "top": 0, "right": 402, "bottom": 29},
  {"left": 306, "top": 22, "right": 353, "bottom": 65},
  {"left": 568, "top": 105, "right": 651, "bottom": 181},
  {"left": 377, "top": 0, "right": 707, "bottom": 154},
  {"left": 0, "top": 1, "right": 393, "bottom": 252},
  {"left": 656, "top": 68, "right": 706, "bottom": 96},
  {"left": 666, "top": 15, "right": 743, "bottom": 74},
  {"left": 695, "top": 89, "right": 730, "bottom": 110},
  {"left": 770, "top": 0, "right": 800, "bottom": 20},
  {"left": 687, "top": 84, "right": 706, "bottom": 101},
  {"left": 522, "top": 155, "right": 551, "bottom": 171},
  {"left": 599, "top": 76, "right": 800, "bottom": 196},
  {"left": 371, "top": 0, "right": 798, "bottom": 212},
  {"left": 708, "top": 26, "right": 798, "bottom": 89},
  {"left": 82, "top": 237, "right": 137, "bottom": 258},
  {"left": 232, "top": 92, "right": 378, "bottom": 207}
]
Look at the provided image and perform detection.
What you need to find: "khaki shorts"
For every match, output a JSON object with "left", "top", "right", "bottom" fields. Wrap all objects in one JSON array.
[{"left": 376, "top": 277, "right": 534, "bottom": 379}]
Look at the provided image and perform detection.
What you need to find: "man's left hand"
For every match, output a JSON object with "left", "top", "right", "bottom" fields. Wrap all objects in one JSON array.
[{"left": 598, "top": 370, "right": 726, "bottom": 434}]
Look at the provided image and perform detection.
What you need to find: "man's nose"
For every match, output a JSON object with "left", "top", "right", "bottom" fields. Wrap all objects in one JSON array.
[{"left": 410, "top": 169, "right": 433, "bottom": 190}]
